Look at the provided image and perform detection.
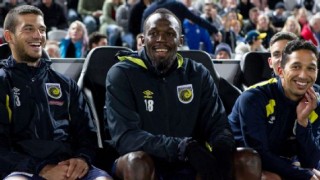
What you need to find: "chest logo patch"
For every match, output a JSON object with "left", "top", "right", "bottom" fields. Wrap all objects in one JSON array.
[
  {"left": 177, "top": 84, "right": 193, "bottom": 104},
  {"left": 46, "top": 83, "right": 62, "bottom": 99}
]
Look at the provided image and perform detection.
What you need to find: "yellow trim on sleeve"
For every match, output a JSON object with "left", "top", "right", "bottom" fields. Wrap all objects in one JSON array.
[
  {"left": 309, "top": 111, "right": 318, "bottom": 123},
  {"left": 205, "top": 142, "right": 212, "bottom": 152},
  {"left": 248, "top": 78, "right": 278, "bottom": 90},
  {"left": 118, "top": 56, "right": 147, "bottom": 69},
  {"left": 266, "top": 99, "right": 276, "bottom": 117},
  {"left": 6, "top": 95, "right": 12, "bottom": 123}
]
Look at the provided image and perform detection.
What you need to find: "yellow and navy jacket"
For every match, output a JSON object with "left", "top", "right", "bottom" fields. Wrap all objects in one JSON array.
[
  {"left": 0, "top": 57, "right": 98, "bottom": 178},
  {"left": 105, "top": 49, "right": 235, "bottom": 162},
  {"left": 228, "top": 77, "right": 320, "bottom": 180}
]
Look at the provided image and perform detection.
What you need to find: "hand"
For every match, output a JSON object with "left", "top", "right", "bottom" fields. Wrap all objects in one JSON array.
[
  {"left": 58, "top": 158, "right": 89, "bottom": 180},
  {"left": 313, "top": 169, "right": 320, "bottom": 179},
  {"left": 310, "top": 175, "right": 319, "bottom": 180},
  {"left": 39, "top": 164, "right": 69, "bottom": 180},
  {"left": 213, "top": 32, "right": 222, "bottom": 42},
  {"left": 92, "top": 10, "right": 102, "bottom": 17},
  {"left": 185, "top": 141, "right": 222, "bottom": 180},
  {"left": 296, "top": 88, "right": 318, "bottom": 127}
]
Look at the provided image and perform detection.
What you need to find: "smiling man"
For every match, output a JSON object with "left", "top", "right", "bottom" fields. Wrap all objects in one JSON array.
[
  {"left": 105, "top": 8, "right": 235, "bottom": 180},
  {"left": 0, "top": 5, "right": 111, "bottom": 180},
  {"left": 229, "top": 39, "right": 320, "bottom": 180}
]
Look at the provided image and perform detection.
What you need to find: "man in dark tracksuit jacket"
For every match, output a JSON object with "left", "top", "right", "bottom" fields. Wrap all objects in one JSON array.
[
  {"left": 0, "top": 5, "right": 110, "bottom": 180},
  {"left": 106, "top": 49, "right": 235, "bottom": 179},
  {"left": 229, "top": 40, "right": 320, "bottom": 179}
]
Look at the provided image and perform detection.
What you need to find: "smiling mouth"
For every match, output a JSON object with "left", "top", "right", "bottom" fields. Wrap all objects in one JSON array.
[
  {"left": 155, "top": 48, "right": 168, "bottom": 52},
  {"left": 295, "top": 80, "right": 308, "bottom": 88}
]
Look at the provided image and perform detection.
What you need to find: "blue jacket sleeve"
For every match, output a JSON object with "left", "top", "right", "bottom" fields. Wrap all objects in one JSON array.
[
  {"left": 233, "top": 90, "right": 314, "bottom": 180},
  {"left": 295, "top": 120, "right": 320, "bottom": 168}
]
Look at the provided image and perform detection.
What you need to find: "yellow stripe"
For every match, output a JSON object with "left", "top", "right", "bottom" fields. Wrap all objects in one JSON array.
[
  {"left": 118, "top": 56, "right": 147, "bottom": 69},
  {"left": 266, "top": 99, "right": 275, "bottom": 117},
  {"left": 205, "top": 142, "right": 212, "bottom": 152},
  {"left": 176, "top": 53, "right": 184, "bottom": 68},
  {"left": 309, "top": 111, "right": 318, "bottom": 123},
  {"left": 6, "top": 95, "right": 12, "bottom": 123},
  {"left": 119, "top": 54, "right": 185, "bottom": 69},
  {"left": 247, "top": 78, "right": 277, "bottom": 90}
]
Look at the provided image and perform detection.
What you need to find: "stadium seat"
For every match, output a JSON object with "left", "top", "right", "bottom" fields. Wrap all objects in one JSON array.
[
  {"left": 239, "top": 52, "right": 272, "bottom": 90},
  {"left": 47, "top": 29, "right": 68, "bottom": 42},
  {"left": 77, "top": 46, "right": 133, "bottom": 172},
  {"left": 178, "top": 50, "right": 242, "bottom": 115}
]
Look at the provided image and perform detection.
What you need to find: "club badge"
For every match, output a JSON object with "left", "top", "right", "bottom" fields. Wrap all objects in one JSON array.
[
  {"left": 46, "top": 83, "right": 62, "bottom": 99},
  {"left": 177, "top": 84, "right": 193, "bottom": 104}
]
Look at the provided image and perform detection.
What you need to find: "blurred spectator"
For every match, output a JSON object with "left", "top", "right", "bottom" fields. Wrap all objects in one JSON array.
[
  {"left": 214, "top": 42, "right": 232, "bottom": 59},
  {"left": 35, "top": 0, "right": 68, "bottom": 32},
  {"left": 218, "top": 0, "right": 237, "bottom": 17},
  {"left": 237, "top": 0, "right": 255, "bottom": 20},
  {"left": 128, "top": 0, "right": 152, "bottom": 50},
  {"left": 296, "top": 7, "right": 310, "bottom": 29},
  {"left": 87, "top": 31, "right": 108, "bottom": 55},
  {"left": 141, "top": 0, "right": 220, "bottom": 38},
  {"left": 281, "top": 16, "right": 301, "bottom": 38},
  {"left": 242, "top": 7, "right": 260, "bottom": 34},
  {"left": 200, "top": 2, "right": 224, "bottom": 31},
  {"left": 60, "top": 20, "right": 88, "bottom": 58},
  {"left": 235, "top": 30, "right": 267, "bottom": 60},
  {"left": 301, "top": 13, "right": 320, "bottom": 48},
  {"left": 283, "top": 0, "right": 301, "bottom": 11},
  {"left": 67, "top": 0, "right": 82, "bottom": 23},
  {"left": 230, "top": 19, "right": 245, "bottom": 45},
  {"left": 268, "top": 2, "right": 288, "bottom": 31},
  {"left": 77, "top": 0, "right": 104, "bottom": 34},
  {"left": 45, "top": 40, "right": 61, "bottom": 58},
  {"left": 100, "top": 0, "right": 123, "bottom": 46},
  {"left": 256, "top": 13, "right": 276, "bottom": 49},
  {"left": 220, "top": 9, "right": 238, "bottom": 52},
  {"left": 0, "top": 0, "right": 26, "bottom": 27},
  {"left": 116, "top": 0, "right": 137, "bottom": 48},
  {"left": 183, "top": 9, "right": 213, "bottom": 54},
  {"left": 136, "top": 33, "right": 143, "bottom": 51}
]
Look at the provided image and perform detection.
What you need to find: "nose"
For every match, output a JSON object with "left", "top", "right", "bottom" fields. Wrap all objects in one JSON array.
[
  {"left": 32, "top": 29, "right": 42, "bottom": 38},
  {"left": 156, "top": 33, "right": 166, "bottom": 42},
  {"left": 298, "top": 68, "right": 310, "bottom": 79}
]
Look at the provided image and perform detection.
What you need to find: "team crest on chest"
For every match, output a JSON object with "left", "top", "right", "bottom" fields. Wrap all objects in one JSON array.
[
  {"left": 46, "top": 83, "right": 62, "bottom": 99},
  {"left": 177, "top": 84, "right": 193, "bottom": 104}
]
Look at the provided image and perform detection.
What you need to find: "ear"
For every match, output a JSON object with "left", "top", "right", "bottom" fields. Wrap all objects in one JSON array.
[
  {"left": 141, "top": 34, "right": 145, "bottom": 45},
  {"left": 267, "top": 57, "right": 272, "bottom": 68},
  {"left": 179, "top": 35, "right": 184, "bottom": 47},
  {"left": 277, "top": 65, "right": 284, "bottom": 78},
  {"left": 3, "top": 30, "right": 12, "bottom": 43}
]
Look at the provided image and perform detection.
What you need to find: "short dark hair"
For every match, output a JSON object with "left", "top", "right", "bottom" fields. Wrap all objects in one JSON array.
[
  {"left": 88, "top": 32, "right": 107, "bottom": 49},
  {"left": 4, "top": 5, "right": 44, "bottom": 33},
  {"left": 269, "top": 32, "right": 297, "bottom": 47},
  {"left": 281, "top": 39, "right": 318, "bottom": 68},
  {"left": 143, "top": 8, "right": 182, "bottom": 35}
]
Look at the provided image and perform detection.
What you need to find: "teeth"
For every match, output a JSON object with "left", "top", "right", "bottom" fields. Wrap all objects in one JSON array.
[
  {"left": 296, "top": 81, "right": 307, "bottom": 86},
  {"left": 156, "top": 49, "right": 167, "bottom": 52},
  {"left": 30, "top": 42, "right": 40, "bottom": 46}
]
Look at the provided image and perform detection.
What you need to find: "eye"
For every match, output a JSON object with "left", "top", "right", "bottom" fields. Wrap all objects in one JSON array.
[
  {"left": 23, "top": 26, "right": 33, "bottom": 32},
  {"left": 272, "top": 52, "right": 281, "bottom": 58},
  {"left": 291, "top": 65, "right": 300, "bottom": 70},
  {"left": 308, "top": 67, "right": 317, "bottom": 72}
]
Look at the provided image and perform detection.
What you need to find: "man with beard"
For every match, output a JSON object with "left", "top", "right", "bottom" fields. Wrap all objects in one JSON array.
[
  {"left": 229, "top": 39, "right": 320, "bottom": 180},
  {"left": 0, "top": 5, "right": 112, "bottom": 180},
  {"left": 105, "top": 8, "right": 235, "bottom": 180}
]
